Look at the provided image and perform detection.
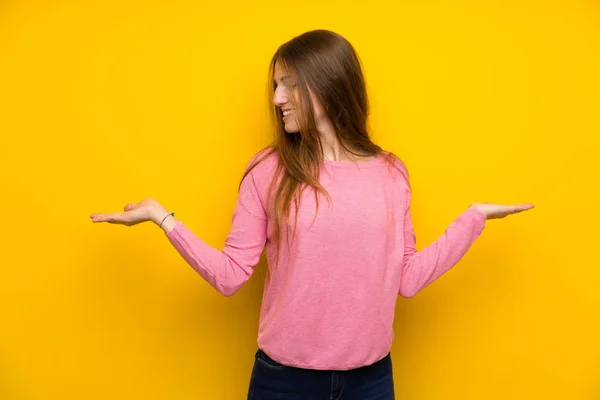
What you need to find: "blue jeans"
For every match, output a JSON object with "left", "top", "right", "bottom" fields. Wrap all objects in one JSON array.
[{"left": 247, "top": 349, "right": 395, "bottom": 399}]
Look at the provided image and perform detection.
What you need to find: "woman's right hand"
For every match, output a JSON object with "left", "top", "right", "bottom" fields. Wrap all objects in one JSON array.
[{"left": 90, "top": 198, "right": 170, "bottom": 227}]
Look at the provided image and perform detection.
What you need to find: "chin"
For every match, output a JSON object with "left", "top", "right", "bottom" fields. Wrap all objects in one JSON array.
[{"left": 283, "top": 122, "right": 300, "bottom": 133}]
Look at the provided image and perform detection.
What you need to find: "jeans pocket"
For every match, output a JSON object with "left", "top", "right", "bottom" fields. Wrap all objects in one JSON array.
[{"left": 255, "top": 349, "right": 287, "bottom": 370}]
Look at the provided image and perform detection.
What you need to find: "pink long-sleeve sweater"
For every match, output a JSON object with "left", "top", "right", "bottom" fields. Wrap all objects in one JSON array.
[{"left": 165, "top": 149, "right": 486, "bottom": 370}]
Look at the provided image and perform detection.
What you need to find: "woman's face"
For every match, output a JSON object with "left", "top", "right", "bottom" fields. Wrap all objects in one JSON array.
[{"left": 273, "top": 61, "right": 326, "bottom": 133}]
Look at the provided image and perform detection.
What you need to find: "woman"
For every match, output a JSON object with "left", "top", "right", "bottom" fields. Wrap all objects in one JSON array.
[{"left": 90, "top": 29, "right": 534, "bottom": 399}]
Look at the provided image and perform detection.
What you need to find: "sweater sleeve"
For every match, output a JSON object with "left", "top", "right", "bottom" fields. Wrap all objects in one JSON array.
[
  {"left": 398, "top": 188, "right": 487, "bottom": 298},
  {"left": 165, "top": 166, "right": 268, "bottom": 297}
]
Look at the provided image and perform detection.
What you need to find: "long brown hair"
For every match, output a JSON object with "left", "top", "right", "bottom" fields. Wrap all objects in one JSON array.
[{"left": 240, "top": 29, "right": 409, "bottom": 270}]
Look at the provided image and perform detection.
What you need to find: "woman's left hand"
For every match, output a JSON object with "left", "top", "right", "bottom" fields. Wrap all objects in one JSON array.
[{"left": 470, "top": 202, "right": 535, "bottom": 220}]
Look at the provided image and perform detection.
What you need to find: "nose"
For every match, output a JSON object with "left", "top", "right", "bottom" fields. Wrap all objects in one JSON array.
[{"left": 273, "top": 86, "right": 288, "bottom": 108}]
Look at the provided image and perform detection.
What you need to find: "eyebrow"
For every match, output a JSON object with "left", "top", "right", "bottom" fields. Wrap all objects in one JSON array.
[{"left": 274, "top": 75, "right": 293, "bottom": 84}]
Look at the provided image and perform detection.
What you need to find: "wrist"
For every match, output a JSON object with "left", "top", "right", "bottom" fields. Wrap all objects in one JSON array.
[
  {"left": 469, "top": 203, "right": 488, "bottom": 220},
  {"left": 150, "top": 206, "right": 170, "bottom": 226},
  {"left": 159, "top": 214, "right": 178, "bottom": 233}
]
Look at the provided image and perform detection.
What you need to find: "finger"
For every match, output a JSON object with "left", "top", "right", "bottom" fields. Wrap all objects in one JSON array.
[
  {"left": 90, "top": 213, "right": 108, "bottom": 223},
  {"left": 90, "top": 212, "right": 125, "bottom": 223},
  {"left": 89, "top": 213, "right": 106, "bottom": 222},
  {"left": 511, "top": 204, "right": 535, "bottom": 214}
]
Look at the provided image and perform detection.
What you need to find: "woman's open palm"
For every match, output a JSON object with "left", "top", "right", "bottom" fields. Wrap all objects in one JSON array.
[
  {"left": 90, "top": 198, "right": 166, "bottom": 226},
  {"left": 471, "top": 202, "right": 535, "bottom": 219}
]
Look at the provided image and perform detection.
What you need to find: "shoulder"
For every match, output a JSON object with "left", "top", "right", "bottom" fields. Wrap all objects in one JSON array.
[
  {"left": 239, "top": 146, "right": 282, "bottom": 196},
  {"left": 380, "top": 151, "right": 410, "bottom": 189},
  {"left": 244, "top": 146, "right": 280, "bottom": 177}
]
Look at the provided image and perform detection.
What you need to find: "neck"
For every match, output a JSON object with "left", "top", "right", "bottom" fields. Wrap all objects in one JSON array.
[{"left": 318, "top": 120, "right": 367, "bottom": 162}]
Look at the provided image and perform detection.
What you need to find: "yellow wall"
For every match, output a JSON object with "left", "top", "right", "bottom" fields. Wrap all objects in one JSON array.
[{"left": 1, "top": 1, "right": 599, "bottom": 398}]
